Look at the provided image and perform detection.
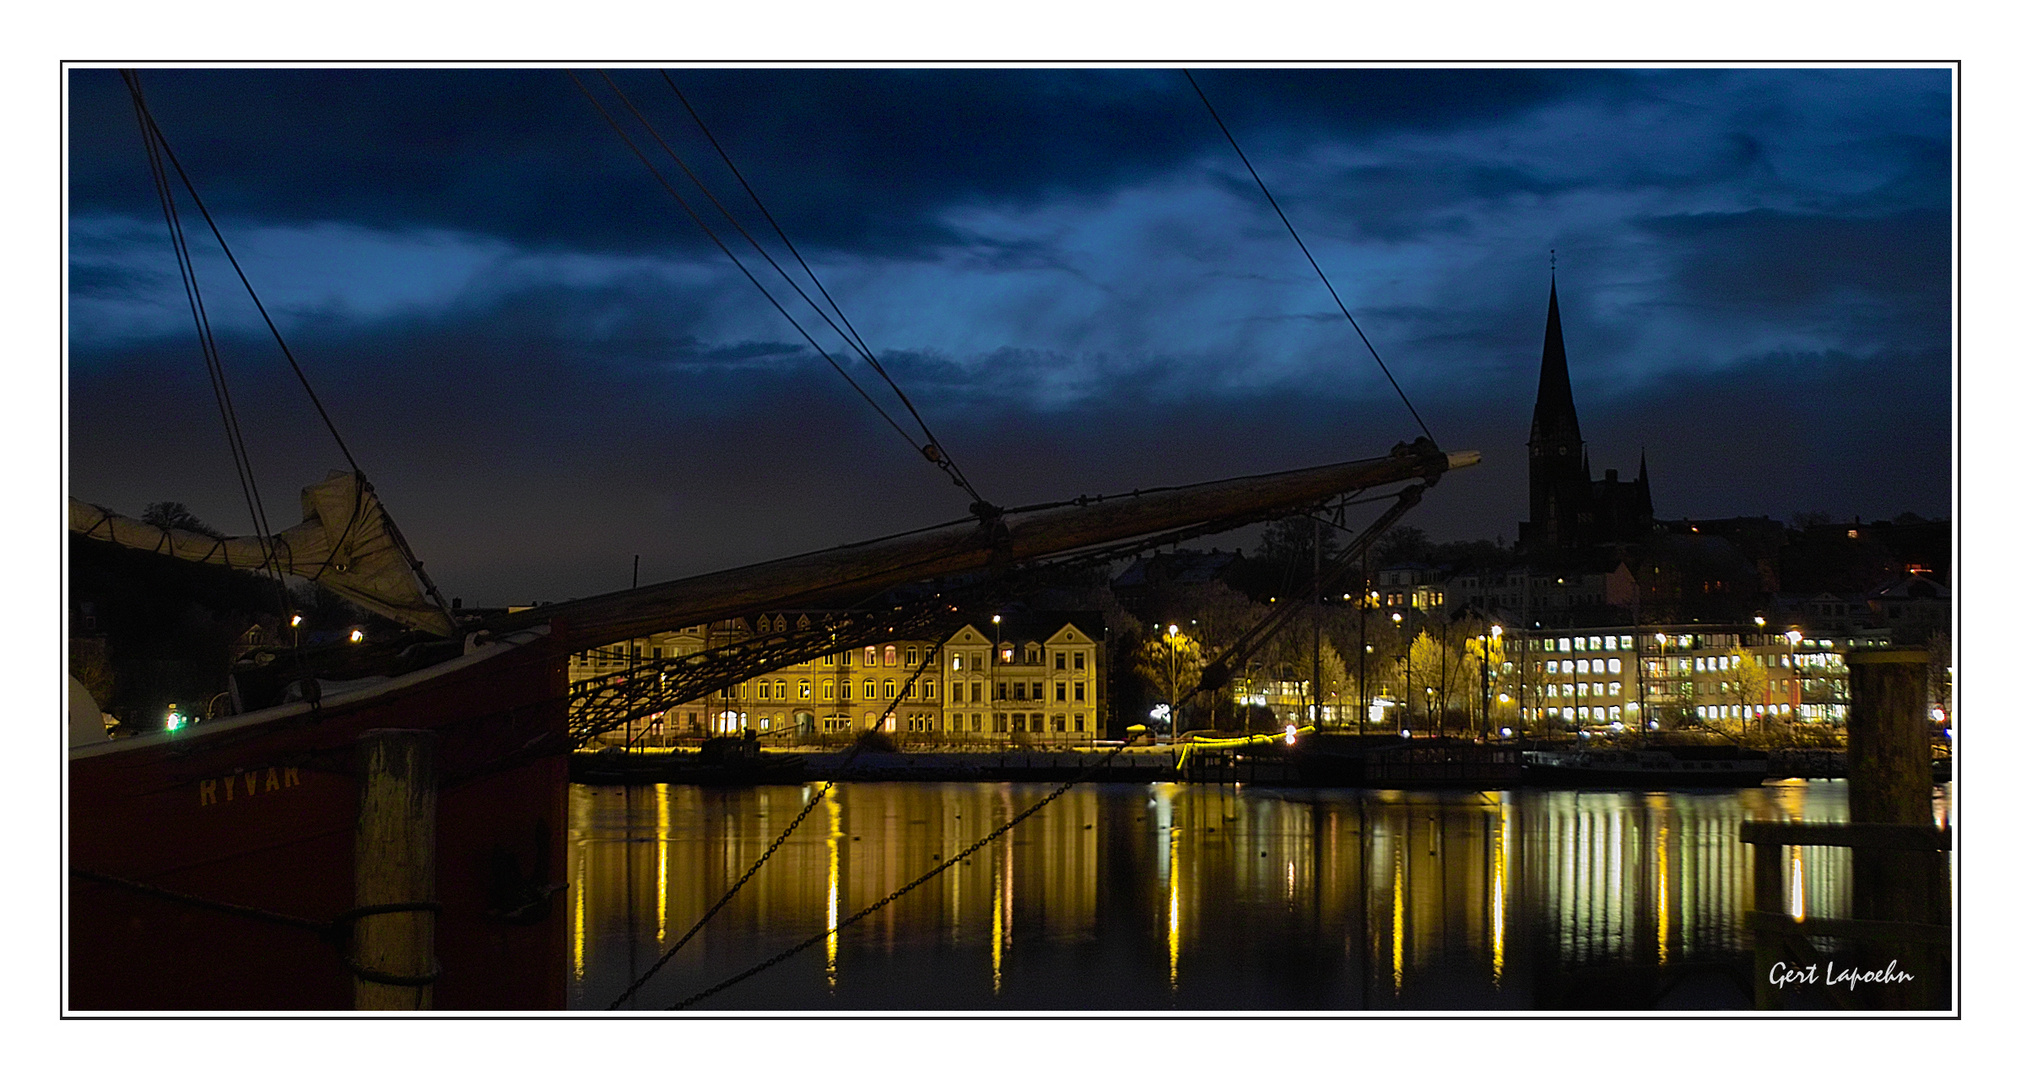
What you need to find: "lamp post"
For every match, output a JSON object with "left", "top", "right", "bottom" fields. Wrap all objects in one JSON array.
[
  {"left": 1165, "top": 623, "right": 1180, "bottom": 739},
  {"left": 1393, "top": 610, "right": 1408, "bottom": 731}
]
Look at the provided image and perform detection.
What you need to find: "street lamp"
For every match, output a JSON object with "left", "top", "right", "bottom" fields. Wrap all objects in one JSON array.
[
  {"left": 1165, "top": 623, "right": 1181, "bottom": 738},
  {"left": 1392, "top": 610, "right": 1408, "bottom": 730}
]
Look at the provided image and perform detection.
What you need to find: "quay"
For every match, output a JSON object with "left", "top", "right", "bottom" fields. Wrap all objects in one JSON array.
[{"left": 567, "top": 740, "right": 1903, "bottom": 788}]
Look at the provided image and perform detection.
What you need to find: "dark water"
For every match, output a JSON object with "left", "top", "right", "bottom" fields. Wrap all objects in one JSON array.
[{"left": 568, "top": 780, "right": 1951, "bottom": 1011}]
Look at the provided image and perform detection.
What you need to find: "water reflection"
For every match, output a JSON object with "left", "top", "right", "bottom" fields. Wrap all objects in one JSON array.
[{"left": 568, "top": 780, "right": 1948, "bottom": 1010}]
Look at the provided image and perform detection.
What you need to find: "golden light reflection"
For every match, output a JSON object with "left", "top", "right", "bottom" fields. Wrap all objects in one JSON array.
[
  {"left": 1391, "top": 843, "right": 1404, "bottom": 994},
  {"left": 1491, "top": 804, "right": 1508, "bottom": 986},
  {"left": 1656, "top": 824, "right": 1670, "bottom": 965},
  {"left": 571, "top": 840, "right": 585, "bottom": 980},
  {"left": 991, "top": 853, "right": 1004, "bottom": 996},
  {"left": 655, "top": 784, "right": 669, "bottom": 944},
  {"left": 826, "top": 793, "right": 842, "bottom": 988},
  {"left": 1167, "top": 830, "right": 1181, "bottom": 991},
  {"left": 1790, "top": 846, "right": 1806, "bottom": 922}
]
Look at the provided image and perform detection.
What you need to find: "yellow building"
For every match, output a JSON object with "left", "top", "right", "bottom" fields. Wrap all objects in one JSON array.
[{"left": 571, "top": 611, "right": 1106, "bottom": 746}]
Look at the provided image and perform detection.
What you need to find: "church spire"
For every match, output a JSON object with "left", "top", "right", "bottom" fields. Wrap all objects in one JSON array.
[{"left": 1529, "top": 277, "right": 1583, "bottom": 452}]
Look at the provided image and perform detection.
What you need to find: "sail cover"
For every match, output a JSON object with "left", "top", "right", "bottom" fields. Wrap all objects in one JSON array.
[{"left": 70, "top": 471, "right": 456, "bottom": 637}]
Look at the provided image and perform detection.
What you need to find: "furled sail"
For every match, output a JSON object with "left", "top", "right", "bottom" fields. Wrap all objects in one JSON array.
[{"left": 69, "top": 471, "right": 456, "bottom": 637}]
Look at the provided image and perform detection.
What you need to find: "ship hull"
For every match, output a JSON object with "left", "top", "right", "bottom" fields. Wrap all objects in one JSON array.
[{"left": 68, "top": 630, "right": 570, "bottom": 1011}]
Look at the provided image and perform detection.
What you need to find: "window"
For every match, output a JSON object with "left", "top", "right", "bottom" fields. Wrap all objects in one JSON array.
[
  {"left": 821, "top": 680, "right": 834, "bottom": 701},
  {"left": 997, "top": 681, "right": 1008, "bottom": 702},
  {"left": 840, "top": 681, "right": 851, "bottom": 701},
  {"left": 1053, "top": 715, "right": 1066, "bottom": 732},
  {"left": 884, "top": 679, "right": 896, "bottom": 700},
  {"left": 906, "top": 647, "right": 919, "bottom": 667},
  {"left": 1576, "top": 659, "right": 1590, "bottom": 675},
  {"left": 952, "top": 683, "right": 964, "bottom": 703},
  {"left": 1013, "top": 682, "right": 1027, "bottom": 701},
  {"left": 864, "top": 647, "right": 878, "bottom": 667},
  {"left": 864, "top": 679, "right": 877, "bottom": 700},
  {"left": 758, "top": 682, "right": 771, "bottom": 700},
  {"left": 952, "top": 654, "right": 963, "bottom": 671},
  {"left": 885, "top": 646, "right": 898, "bottom": 667},
  {"left": 1074, "top": 682, "right": 1085, "bottom": 702},
  {"left": 822, "top": 654, "right": 835, "bottom": 667},
  {"left": 1546, "top": 660, "right": 1558, "bottom": 674},
  {"left": 1604, "top": 635, "right": 1618, "bottom": 651},
  {"left": 1607, "top": 658, "right": 1622, "bottom": 674},
  {"left": 1055, "top": 653, "right": 1066, "bottom": 670},
  {"left": 1074, "top": 651, "right": 1086, "bottom": 670},
  {"left": 1055, "top": 682, "right": 1067, "bottom": 702},
  {"left": 924, "top": 680, "right": 936, "bottom": 699},
  {"left": 1074, "top": 714, "right": 1085, "bottom": 732},
  {"left": 799, "top": 680, "right": 811, "bottom": 699},
  {"left": 1558, "top": 638, "right": 1571, "bottom": 652},
  {"left": 1012, "top": 714, "right": 1025, "bottom": 732},
  {"left": 972, "top": 680, "right": 984, "bottom": 703},
  {"left": 1609, "top": 682, "right": 1621, "bottom": 697}
]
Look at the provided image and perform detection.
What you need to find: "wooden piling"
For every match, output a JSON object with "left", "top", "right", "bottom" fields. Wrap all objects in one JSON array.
[
  {"left": 353, "top": 729, "right": 438, "bottom": 1010},
  {"left": 1844, "top": 649, "right": 1943, "bottom": 1009}
]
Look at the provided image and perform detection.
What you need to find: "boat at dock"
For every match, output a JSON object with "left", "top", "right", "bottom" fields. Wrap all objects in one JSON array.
[{"left": 69, "top": 70, "right": 1483, "bottom": 1010}]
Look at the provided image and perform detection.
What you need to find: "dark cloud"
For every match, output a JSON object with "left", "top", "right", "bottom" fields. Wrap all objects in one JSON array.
[{"left": 66, "top": 66, "right": 1954, "bottom": 602}]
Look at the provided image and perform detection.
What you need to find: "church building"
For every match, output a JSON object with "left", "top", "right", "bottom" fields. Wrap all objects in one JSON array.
[{"left": 1517, "top": 277, "right": 1654, "bottom": 554}]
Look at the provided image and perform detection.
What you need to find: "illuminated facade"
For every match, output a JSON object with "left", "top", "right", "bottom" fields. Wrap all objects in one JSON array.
[
  {"left": 1505, "top": 624, "right": 1854, "bottom": 731},
  {"left": 571, "top": 612, "right": 1105, "bottom": 745}
]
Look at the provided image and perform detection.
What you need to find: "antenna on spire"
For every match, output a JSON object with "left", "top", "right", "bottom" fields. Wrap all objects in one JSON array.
[{"left": 1551, "top": 248, "right": 1557, "bottom": 276}]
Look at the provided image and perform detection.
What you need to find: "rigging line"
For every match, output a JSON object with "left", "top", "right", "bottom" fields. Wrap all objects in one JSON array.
[
  {"left": 669, "top": 736, "right": 1137, "bottom": 1010},
  {"left": 126, "top": 87, "right": 363, "bottom": 478},
  {"left": 1181, "top": 70, "right": 1437, "bottom": 446},
  {"left": 607, "top": 644, "right": 943, "bottom": 1009},
  {"left": 656, "top": 71, "right": 991, "bottom": 509},
  {"left": 123, "top": 72, "right": 291, "bottom": 611},
  {"left": 567, "top": 71, "right": 928, "bottom": 463}
]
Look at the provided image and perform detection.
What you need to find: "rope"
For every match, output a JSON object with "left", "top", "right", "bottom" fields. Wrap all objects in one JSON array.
[
  {"left": 607, "top": 641, "right": 945, "bottom": 1008},
  {"left": 120, "top": 72, "right": 364, "bottom": 477},
  {"left": 666, "top": 736, "right": 1138, "bottom": 1010},
  {"left": 565, "top": 72, "right": 933, "bottom": 477},
  {"left": 70, "top": 867, "right": 443, "bottom": 986},
  {"left": 122, "top": 70, "right": 294, "bottom": 627},
  {"left": 654, "top": 70, "right": 993, "bottom": 512},
  {"left": 1181, "top": 70, "right": 1437, "bottom": 447}
]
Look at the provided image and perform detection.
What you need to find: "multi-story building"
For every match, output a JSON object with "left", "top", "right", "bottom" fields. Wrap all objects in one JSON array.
[
  {"left": 1503, "top": 624, "right": 1854, "bottom": 732},
  {"left": 571, "top": 611, "right": 1105, "bottom": 747}
]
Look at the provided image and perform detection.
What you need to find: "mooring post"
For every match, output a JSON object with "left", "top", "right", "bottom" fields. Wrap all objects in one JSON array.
[
  {"left": 354, "top": 728, "right": 438, "bottom": 1010},
  {"left": 1845, "top": 648, "right": 1939, "bottom": 1009}
]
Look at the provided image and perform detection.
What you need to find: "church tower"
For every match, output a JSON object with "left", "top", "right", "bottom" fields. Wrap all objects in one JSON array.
[{"left": 1521, "top": 276, "right": 1590, "bottom": 551}]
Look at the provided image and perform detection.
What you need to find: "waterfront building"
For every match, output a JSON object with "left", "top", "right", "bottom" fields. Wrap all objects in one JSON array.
[
  {"left": 570, "top": 610, "right": 1106, "bottom": 747},
  {"left": 1504, "top": 623, "right": 1853, "bottom": 732}
]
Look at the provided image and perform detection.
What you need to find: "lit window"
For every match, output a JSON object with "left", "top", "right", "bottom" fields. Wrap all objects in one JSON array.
[
  {"left": 1558, "top": 638, "right": 1571, "bottom": 652},
  {"left": 865, "top": 647, "right": 878, "bottom": 667},
  {"left": 1607, "top": 658, "right": 1621, "bottom": 674},
  {"left": 952, "top": 654, "right": 963, "bottom": 671},
  {"left": 1604, "top": 636, "right": 1617, "bottom": 651},
  {"left": 885, "top": 646, "right": 898, "bottom": 667},
  {"left": 1547, "top": 660, "right": 1559, "bottom": 674},
  {"left": 1609, "top": 682, "right": 1621, "bottom": 697},
  {"left": 799, "top": 680, "right": 811, "bottom": 699}
]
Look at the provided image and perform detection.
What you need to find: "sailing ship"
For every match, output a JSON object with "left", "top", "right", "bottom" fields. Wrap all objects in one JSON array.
[{"left": 67, "top": 71, "right": 1479, "bottom": 1010}]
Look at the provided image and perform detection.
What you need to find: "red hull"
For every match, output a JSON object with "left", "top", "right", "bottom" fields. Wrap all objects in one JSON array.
[{"left": 68, "top": 630, "right": 571, "bottom": 1011}]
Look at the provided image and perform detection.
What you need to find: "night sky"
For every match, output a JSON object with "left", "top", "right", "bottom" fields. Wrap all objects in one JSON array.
[{"left": 65, "top": 67, "right": 1954, "bottom": 606}]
